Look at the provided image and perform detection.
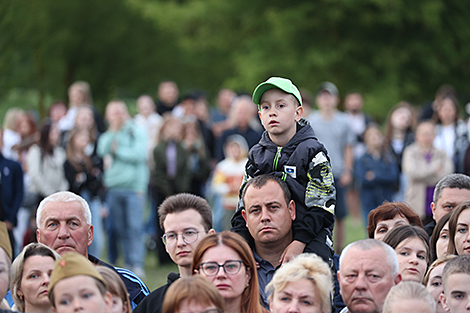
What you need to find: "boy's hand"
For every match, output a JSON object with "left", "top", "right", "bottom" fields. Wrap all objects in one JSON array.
[{"left": 280, "top": 240, "right": 306, "bottom": 264}]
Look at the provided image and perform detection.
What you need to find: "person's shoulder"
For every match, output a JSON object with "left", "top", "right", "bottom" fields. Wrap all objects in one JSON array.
[{"left": 88, "top": 255, "right": 150, "bottom": 305}]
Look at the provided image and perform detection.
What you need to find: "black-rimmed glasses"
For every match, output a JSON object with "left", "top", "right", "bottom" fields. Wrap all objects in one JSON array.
[
  {"left": 162, "top": 229, "right": 199, "bottom": 246},
  {"left": 199, "top": 260, "right": 244, "bottom": 276}
]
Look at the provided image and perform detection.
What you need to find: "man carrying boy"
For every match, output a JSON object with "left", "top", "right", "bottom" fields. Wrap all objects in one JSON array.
[
  {"left": 441, "top": 255, "right": 470, "bottom": 313},
  {"left": 133, "top": 193, "right": 215, "bottom": 313},
  {"left": 232, "top": 76, "right": 336, "bottom": 263}
]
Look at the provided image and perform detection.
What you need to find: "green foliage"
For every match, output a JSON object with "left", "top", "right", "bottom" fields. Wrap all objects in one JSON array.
[{"left": 1, "top": 0, "right": 469, "bottom": 120}]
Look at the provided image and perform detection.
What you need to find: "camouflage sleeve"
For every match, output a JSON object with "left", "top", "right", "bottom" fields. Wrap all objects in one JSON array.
[{"left": 292, "top": 151, "right": 336, "bottom": 244}]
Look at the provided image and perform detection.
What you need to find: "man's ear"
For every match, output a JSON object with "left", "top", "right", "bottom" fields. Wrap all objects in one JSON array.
[
  {"left": 242, "top": 210, "right": 247, "bottom": 222},
  {"left": 431, "top": 202, "right": 437, "bottom": 221},
  {"left": 394, "top": 273, "right": 402, "bottom": 285},
  {"left": 36, "top": 228, "right": 41, "bottom": 243},
  {"left": 87, "top": 224, "right": 94, "bottom": 247},
  {"left": 440, "top": 292, "right": 449, "bottom": 312},
  {"left": 208, "top": 228, "right": 216, "bottom": 234},
  {"left": 288, "top": 200, "right": 296, "bottom": 220}
]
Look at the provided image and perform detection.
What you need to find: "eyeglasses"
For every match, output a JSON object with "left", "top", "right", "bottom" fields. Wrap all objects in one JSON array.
[
  {"left": 162, "top": 229, "right": 199, "bottom": 246},
  {"left": 199, "top": 260, "right": 244, "bottom": 276},
  {"left": 180, "top": 309, "right": 223, "bottom": 313}
]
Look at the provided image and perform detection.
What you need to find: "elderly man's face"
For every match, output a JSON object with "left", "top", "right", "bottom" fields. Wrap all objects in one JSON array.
[
  {"left": 37, "top": 201, "right": 93, "bottom": 257},
  {"left": 338, "top": 247, "right": 400, "bottom": 313},
  {"left": 242, "top": 180, "right": 295, "bottom": 245}
]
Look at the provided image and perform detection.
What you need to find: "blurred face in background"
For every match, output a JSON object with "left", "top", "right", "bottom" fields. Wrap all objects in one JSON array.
[
  {"left": 344, "top": 93, "right": 363, "bottom": 114},
  {"left": 391, "top": 107, "right": 412, "bottom": 131},
  {"left": 158, "top": 82, "right": 179, "bottom": 105},
  {"left": 415, "top": 122, "right": 435, "bottom": 149},
  {"left": 49, "top": 124, "right": 61, "bottom": 147},
  {"left": 75, "top": 107, "right": 95, "bottom": 130},
  {"left": 137, "top": 95, "right": 156, "bottom": 117},
  {"left": 437, "top": 98, "right": 457, "bottom": 126},
  {"left": 364, "top": 127, "right": 383, "bottom": 151}
]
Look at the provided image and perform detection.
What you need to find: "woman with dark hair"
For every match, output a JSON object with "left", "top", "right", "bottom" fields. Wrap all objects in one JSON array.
[
  {"left": 430, "top": 211, "right": 452, "bottom": 262},
  {"left": 433, "top": 95, "right": 469, "bottom": 173},
  {"left": 26, "top": 123, "right": 68, "bottom": 205},
  {"left": 367, "top": 201, "right": 423, "bottom": 241},
  {"left": 383, "top": 225, "right": 430, "bottom": 283},
  {"left": 191, "top": 231, "right": 266, "bottom": 313},
  {"left": 383, "top": 101, "right": 416, "bottom": 201},
  {"left": 10, "top": 243, "right": 60, "bottom": 313},
  {"left": 446, "top": 200, "right": 470, "bottom": 255},
  {"left": 162, "top": 276, "right": 225, "bottom": 313}
]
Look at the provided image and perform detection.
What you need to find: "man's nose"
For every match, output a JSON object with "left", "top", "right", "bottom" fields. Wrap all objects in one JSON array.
[
  {"left": 57, "top": 224, "right": 70, "bottom": 239},
  {"left": 354, "top": 274, "right": 367, "bottom": 291},
  {"left": 176, "top": 234, "right": 186, "bottom": 247},
  {"left": 260, "top": 208, "right": 271, "bottom": 222}
]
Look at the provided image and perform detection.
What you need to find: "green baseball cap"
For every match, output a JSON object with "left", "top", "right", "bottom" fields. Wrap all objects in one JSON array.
[{"left": 252, "top": 77, "right": 302, "bottom": 107}]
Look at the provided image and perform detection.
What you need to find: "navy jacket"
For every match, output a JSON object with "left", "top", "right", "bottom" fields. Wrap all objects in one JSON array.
[{"left": 0, "top": 154, "right": 23, "bottom": 226}]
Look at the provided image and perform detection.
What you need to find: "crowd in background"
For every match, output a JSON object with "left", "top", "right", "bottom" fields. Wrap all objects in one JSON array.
[
  {"left": 2, "top": 80, "right": 470, "bottom": 267},
  {"left": 2, "top": 79, "right": 470, "bottom": 313}
]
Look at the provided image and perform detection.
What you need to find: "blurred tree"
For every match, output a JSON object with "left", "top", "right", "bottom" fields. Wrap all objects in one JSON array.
[
  {"left": 128, "top": 0, "right": 470, "bottom": 117},
  {"left": 0, "top": 0, "right": 469, "bottom": 120}
]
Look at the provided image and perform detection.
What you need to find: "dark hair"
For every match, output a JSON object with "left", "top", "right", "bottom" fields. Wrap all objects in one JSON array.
[
  {"left": 159, "top": 193, "right": 212, "bottom": 232},
  {"left": 39, "top": 122, "right": 56, "bottom": 156},
  {"left": 384, "top": 101, "right": 417, "bottom": 151},
  {"left": 447, "top": 200, "right": 470, "bottom": 255},
  {"left": 383, "top": 224, "right": 431, "bottom": 265},
  {"left": 433, "top": 94, "right": 460, "bottom": 124},
  {"left": 367, "top": 201, "right": 423, "bottom": 238},
  {"left": 430, "top": 211, "right": 452, "bottom": 262},
  {"left": 241, "top": 174, "right": 291, "bottom": 207}
]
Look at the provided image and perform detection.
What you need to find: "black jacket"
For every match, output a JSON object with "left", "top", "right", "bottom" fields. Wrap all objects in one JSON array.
[
  {"left": 231, "top": 118, "right": 336, "bottom": 246},
  {"left": 132, "top": 272, "right": 180, "bottom": 313}
]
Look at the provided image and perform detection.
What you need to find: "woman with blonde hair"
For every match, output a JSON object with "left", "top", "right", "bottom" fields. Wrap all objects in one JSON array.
[
  {"left": 267, "top": 253, "right": 333, "bottom": 313},
  {"left": 10, "top": 243, "right": 60, "bottom": 313},
  {"left": 162, "top": 276, "right": 225, "bottom": 313},
  {"left": 191, "top": 231, "right": 265, "bottom": 313}
]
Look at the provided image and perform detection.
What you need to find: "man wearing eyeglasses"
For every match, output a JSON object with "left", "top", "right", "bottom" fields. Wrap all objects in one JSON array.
[{"left": 133, "top": 193, "right": 215, "bottom": 313}]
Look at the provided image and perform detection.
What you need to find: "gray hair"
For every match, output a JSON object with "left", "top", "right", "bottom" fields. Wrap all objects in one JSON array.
[
  {"left": 340, "top": 239, "right": 399, "bottom": 277},
  {"left": 382, "top": 281, "right": 436, "bottom": 313},
  {"left": 433, "top": 173, "right": 470, "bottom": 203},
  {"left": 36, "top": 191, "right": 92, "bottom": 228}
]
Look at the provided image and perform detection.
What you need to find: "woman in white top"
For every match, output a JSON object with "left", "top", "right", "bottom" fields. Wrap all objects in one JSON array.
[{"left": 433, "top": 94, "right": 469, "bottom": 173}]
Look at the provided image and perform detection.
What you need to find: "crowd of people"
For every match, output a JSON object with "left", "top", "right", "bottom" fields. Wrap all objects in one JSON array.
[{"left": 1, "top": 77, "right": 470, "bottom": 313}]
